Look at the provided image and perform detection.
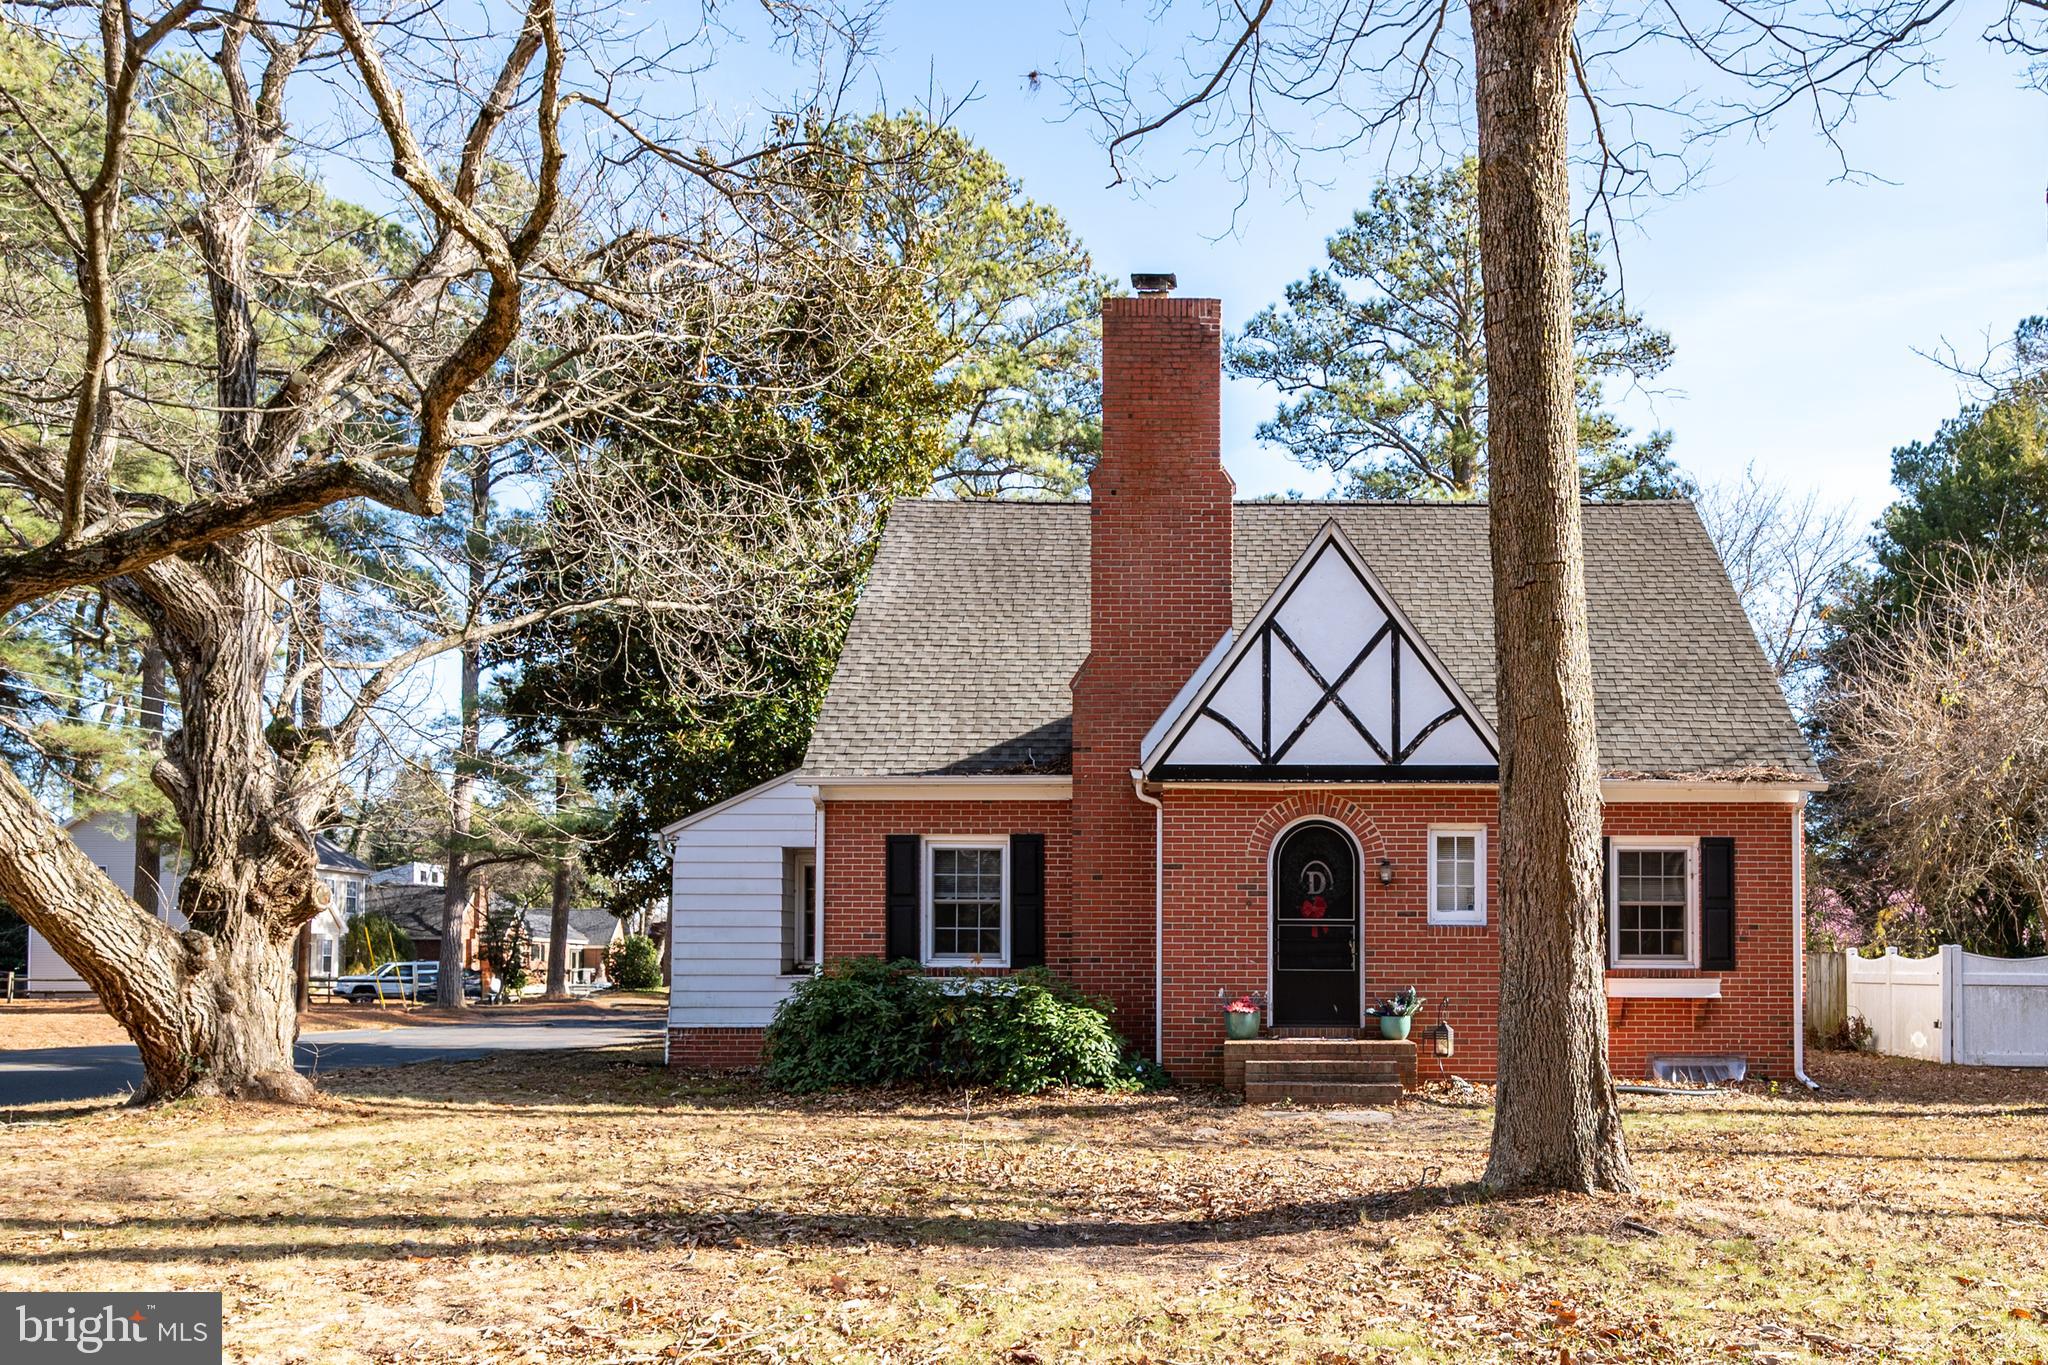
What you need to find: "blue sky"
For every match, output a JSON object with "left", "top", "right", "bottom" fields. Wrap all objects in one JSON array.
[{"left": 697, "top": 3, "right": 2044, "bottom": 526}]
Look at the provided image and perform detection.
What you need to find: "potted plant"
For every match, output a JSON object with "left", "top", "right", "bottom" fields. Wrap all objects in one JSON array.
[
  {"left": 1366, "top": 987, "right": 1426, "bottom": 1040},
  {"left": 1223, "top": 993, "right": 1263, "bottom": 1040}
]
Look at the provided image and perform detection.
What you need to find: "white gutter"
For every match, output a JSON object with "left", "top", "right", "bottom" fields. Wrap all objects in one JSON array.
[
  {"left": 1792, "top": 791, "right": 1818, "bottom": 1090},
  {"left": 1131, "top": 769, "right": 1164, "bottom": 1064}
]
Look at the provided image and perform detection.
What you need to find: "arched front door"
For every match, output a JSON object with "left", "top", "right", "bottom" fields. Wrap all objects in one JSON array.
[{"left": 1271, "top": 820, "right": 1361, "bottom": 1028}]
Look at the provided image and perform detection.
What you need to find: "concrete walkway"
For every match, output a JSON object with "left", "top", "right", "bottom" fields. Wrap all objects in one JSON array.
[{"left": 0, "top": 1011, "right": 660, "bottom": 1108}]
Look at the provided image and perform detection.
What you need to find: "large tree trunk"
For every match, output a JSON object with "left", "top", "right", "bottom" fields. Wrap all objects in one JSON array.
[
  {"left": 0, "top": 554, "right": 324, "bottom": 1102},
  {"left": 545, "top": 862, "right": 573, "bottom": 1001},
  {"left": 1470, "top": 0, "right": 1635, "bottom": 1193},
  {"left": 131, "top": 642, "right": 165, "bottom": 916},
  {"left": 438, "top": 462, "right": 492, "bottom": 1011},
  {"left": 544, "top": 737, "right": 576, "bottom": 1001}
]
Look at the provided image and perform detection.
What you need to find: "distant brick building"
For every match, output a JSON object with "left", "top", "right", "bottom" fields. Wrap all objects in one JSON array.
[{"left": 664, "top": 283, "right": 1821, "bottom": 1092}]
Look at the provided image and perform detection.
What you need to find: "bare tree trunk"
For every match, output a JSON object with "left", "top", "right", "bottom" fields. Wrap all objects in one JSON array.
[
  {"left": 545, "top": 863, "right": 573, "bottom": 1001},
  {"left": 438, "top": 462, "right": 492, "bottom": 1011},
  {"left": 294, "top": 924, "right": 313, "bottom": 1014},
  {"left": 544, "top": 736, "right": 577, "bottom": 1001},
  {"left": 291, "top": 574, "right": 323, "bottom": 1020},
  {"left": 1470, "top": 0, "right": 1634, "bottom": 1194},
  {"left": 132, "top": 642, "right": 165, "bottom": 917},
  {"left": 0, "top": 555, "right": 321, "bottom": 1102}
]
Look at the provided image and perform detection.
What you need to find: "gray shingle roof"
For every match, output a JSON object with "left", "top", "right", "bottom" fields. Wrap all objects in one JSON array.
[
  {"left": 569, "top": 908, "right": 622, "bottom": 946},
  {"left": 802, "top": 498, "right": 1817, "bottom": 782},
  {"left": 314, "top": 837, "right": 373, "bottom": 874},
  {"left": 804, "top": 501, "right": 1088, "bottom": 780}
]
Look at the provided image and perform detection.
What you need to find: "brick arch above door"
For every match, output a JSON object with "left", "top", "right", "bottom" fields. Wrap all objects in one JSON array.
[{"left": 1246, "top": 792, "right": 1392, "bottom": 868}]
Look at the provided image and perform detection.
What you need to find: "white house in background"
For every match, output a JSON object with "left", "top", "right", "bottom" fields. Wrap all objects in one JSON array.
[
  {"left": 24, "top": 814, "right": 369, "bottom": 991},
  {"left": 663, "top": 772, "right": 817, "bottom": 1064},
  {"left": 371, "top": 860, "right": 446, "bottom": 887},
  {"left": 312, "top": 841, "right": 373, "bottom": 977}
]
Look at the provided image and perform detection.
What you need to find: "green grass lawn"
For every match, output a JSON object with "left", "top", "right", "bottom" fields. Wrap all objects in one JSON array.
[{"left": 1, "top": 1050, "right": 2042, "bottom": 1362}]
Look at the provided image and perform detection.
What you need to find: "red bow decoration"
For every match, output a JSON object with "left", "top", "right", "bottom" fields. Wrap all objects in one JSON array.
[{"left": 1301, "top": 893, "right": 1328, "bottom": 936}]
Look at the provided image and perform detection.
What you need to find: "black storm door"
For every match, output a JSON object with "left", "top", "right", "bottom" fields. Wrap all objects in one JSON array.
[{"left": 1272, "top": 821, "right": 1360, "bottom": 1028}]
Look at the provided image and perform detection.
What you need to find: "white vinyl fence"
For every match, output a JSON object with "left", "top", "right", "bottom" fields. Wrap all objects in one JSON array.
[{"left": 1846, "top": 947, "right": 2048, "bottom": 1067}]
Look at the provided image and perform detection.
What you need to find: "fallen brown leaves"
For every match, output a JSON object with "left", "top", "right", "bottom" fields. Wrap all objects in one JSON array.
[{"left": 0, "top": 1048, "right": 2041, "bottom": 1362}]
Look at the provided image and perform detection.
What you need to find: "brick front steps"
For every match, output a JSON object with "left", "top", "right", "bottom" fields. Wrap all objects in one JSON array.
[{"left": 1223, "top": 1037, "right": 1418, "bottom": 1106}]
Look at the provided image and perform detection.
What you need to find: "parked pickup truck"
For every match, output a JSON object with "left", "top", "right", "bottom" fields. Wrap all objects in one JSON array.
[{"left": 332, "top": 961, "right": 480, "bottom": 1004}]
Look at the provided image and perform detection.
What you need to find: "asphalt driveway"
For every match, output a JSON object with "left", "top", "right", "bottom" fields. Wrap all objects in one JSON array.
[{"left": 0, "top": 1011, "right": 660, "bottom": 1108}]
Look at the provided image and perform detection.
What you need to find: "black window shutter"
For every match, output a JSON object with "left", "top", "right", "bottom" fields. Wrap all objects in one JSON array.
[
  {"left": 885, "top": 835, "right": 921, "bottom": 963},
  {"left": 1010, "top": 833, "right": 1046, "bottom": 967},
  {"left": 1700, "top": 837, "right": 1737, "bottom": 970},
  {"left": 1600, "top": 837, "right": 1612, "bottom": 967}
]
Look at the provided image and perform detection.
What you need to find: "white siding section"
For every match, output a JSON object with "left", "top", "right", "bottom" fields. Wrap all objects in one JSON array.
[
  {"left": 25, "top": 814, "right": 184, "bottom": 992},
  {"left": 24, "top": 815, "right": 364, "bottom": 992},
  {"left": 668, "top": 774, "right": 817, "bottom": 1029}
]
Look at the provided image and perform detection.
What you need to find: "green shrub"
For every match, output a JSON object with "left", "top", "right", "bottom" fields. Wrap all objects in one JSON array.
[
  {"left": 763, "top": 960, "right": 1154, "bottom": 1095},
  {"left": 762, "top": 958, "right": 942, "bottom": 1089},
  {"left": 608, "top": 933, "right": 662, "bottom": 990}
]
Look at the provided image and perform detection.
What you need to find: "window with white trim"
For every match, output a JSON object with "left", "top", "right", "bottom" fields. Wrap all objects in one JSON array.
[
  {"left": 925, "top": 841, "right": 1007, "bottom": 965},
  {"left": 1427, "top": 827, "right": 1486, "bottom": 925},
  {"left": 1609, "top": 842, "right": 1696, "bottom": 966}
]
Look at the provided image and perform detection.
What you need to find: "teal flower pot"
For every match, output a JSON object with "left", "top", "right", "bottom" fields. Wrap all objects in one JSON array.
[
  {"left": 1377, "top": 1014, "right": 1412, "bottom": 1040},
  {"left": 1225, "top": 1010, "right": 1261, "bottom": 1041}
]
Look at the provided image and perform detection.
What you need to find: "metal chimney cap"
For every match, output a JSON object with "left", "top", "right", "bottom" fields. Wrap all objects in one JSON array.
[{"left": 1130, "top": 272, "right": 1177, "bottom": 294}]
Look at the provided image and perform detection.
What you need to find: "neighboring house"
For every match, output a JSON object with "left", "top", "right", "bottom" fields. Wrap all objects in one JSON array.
[
  {"left": 518, "top": 907, "right": 621, "bottom": 985},
  {"left": 664, "top": 773, "right": 818, "bottom": 1061},
  {"left": 665, "top": 287, "right": 1821, "bottom": 1090},
  {"left": 26, "top": 815, "right": 366, "bottom": 991},
  {"left": 371, "top": 860, "right": 446, "bottom": 887},
  {"left": 312, "top": 839, "right": 372, "bottom": 978},
  {"left": 365, "top": 880, "right": 488, "bottom": 968},
  {"left": 570, "top": 908, "right": 623, "bottom": 981}
]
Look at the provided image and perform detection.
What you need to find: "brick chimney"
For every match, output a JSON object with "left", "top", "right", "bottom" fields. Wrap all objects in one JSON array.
[{"left": 1066, "top": 282, "right": 1234, "bottom": 1051}]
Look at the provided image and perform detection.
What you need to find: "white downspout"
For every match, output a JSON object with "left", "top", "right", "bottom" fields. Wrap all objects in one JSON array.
[
  {"left": 1131, "top": 769, "right": 1164, "bottom": 1064},
  {"left": 1792, "top": 791, "right": 1818, "bottom": 1090}
]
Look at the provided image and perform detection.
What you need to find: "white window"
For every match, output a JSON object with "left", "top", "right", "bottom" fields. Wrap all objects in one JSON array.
[
  {"left": 924, "top": 840, "right": 1007, "bottom": 966},
  {"left": 1608, "top": 840, "right": 1698, "bottom": 967},
  {"left": 781, "top": 849, "right": 817, "bottom": 974},
  {"left": 1427, "top": 826, "right": 1487, "bottom": 925},
  {"left": 316, "top": 936, "right": 337, "bottom": 977},
  {"left": 343, "top": 879, "right": 361, "bottom": 918}
]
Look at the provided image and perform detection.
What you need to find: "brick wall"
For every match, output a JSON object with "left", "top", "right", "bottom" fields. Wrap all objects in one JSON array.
[
  {"left": 668, "top": 1026, "right": 765, "bottom": 1068},
  {"left": 1158, "top": 787, "right": 1799, "bottom": 1085},
  {"left": 1069, "top": 293, "right": 1236, "bottom": 1052},
  {"left": 821, "top": 799, "right": 1072, "bottom": 969},
  {"left": 816, "top": 787, "right": 1799, "bottom": 1088}
]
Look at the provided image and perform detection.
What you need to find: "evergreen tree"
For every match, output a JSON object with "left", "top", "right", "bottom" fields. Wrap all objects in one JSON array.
[{"left": 1227, "top": 159, "right": 1681, "bottom": 500}]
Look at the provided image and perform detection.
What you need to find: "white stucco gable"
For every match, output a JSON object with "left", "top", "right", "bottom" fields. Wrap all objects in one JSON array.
[{"left": 1144, "top": 519, "right": 1499, "bottom": 781}]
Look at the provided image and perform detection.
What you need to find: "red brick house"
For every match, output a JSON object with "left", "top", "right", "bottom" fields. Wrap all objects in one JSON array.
[{"left": 665, "top": 286, "right": 1822, "bottom": 1093}]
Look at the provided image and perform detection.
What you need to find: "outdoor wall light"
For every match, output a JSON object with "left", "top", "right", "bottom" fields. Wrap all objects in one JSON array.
[{"left": 1377, "top": 857, "right": 1394, "bottom": 885}]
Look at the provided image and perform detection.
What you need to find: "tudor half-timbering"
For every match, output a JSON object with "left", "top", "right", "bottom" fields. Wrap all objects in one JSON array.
[{"left": 664, "top": 286, "right": 1822, "bottom": 1091}]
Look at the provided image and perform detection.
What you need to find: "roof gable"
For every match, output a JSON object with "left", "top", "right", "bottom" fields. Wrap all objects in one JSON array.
[{"left": 1146, "top": 520, "right": 1498, "bottom": 780}]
